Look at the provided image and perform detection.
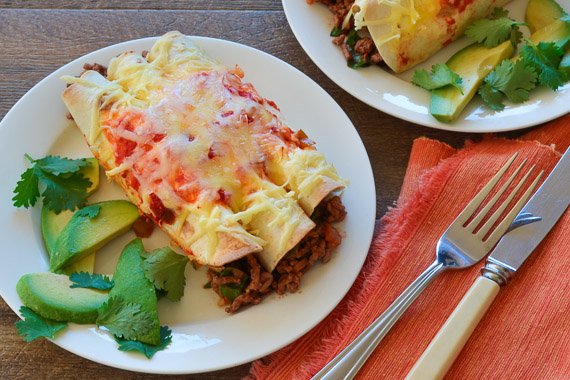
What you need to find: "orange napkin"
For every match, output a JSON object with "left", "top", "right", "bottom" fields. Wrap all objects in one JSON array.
[{"left": 248, "top": 115, "right": 570, "bottom": 379}]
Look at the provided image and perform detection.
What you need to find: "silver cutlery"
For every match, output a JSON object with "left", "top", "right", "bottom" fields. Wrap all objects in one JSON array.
[
  {"left": 312, "top": 153, "right": 543, "bottom": 380},
  {"left": 406, "top": 147, "right": 570, "bottom": 380}
]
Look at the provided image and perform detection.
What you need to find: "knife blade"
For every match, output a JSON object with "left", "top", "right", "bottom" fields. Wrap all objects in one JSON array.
[
  {"left": 486, "top": 146, "right": 570, "bottom": 277},
  {"left": 406, "top": 147, "right": 570, "bottom": 380}
]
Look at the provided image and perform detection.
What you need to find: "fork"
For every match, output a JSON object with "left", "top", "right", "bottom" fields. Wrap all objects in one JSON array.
[{"left": 312, "top": 153, "right": 542, "bottom": 380}]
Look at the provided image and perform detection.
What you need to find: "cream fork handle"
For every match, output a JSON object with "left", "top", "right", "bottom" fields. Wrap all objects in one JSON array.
[{"left": 406, "top": 277, "right": 500, "bottom": 380}]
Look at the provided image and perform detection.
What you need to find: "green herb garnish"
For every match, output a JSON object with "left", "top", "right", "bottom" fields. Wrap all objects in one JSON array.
[
  {"left": 520, "top": 41, "right": 567, "bottom": 90},
  {"left": 478, "top": 59, "right": 537, "bottom": 110},
  {"left": 465, "top": 8, "right": 524, "bottom": 48},
  {"left": 75, "top": 204, "right": 101, "bottom": 219},
  {"left": 412, "top": 64, "right": 463, "bottom": 93},
  {"left": 96, "top": 297, "right": 154, "bottom": 341},
  {"left": 15, "top": 306, "right": 67, "bottom": 342},
  {"left": 115, "top": 326, "right": 173, "bottom": 359},
  {"left": 12, "top": 155, "right": 91, "bottom": 213},
  {"left": 69, "top": 272, "right": 114, "bottom": 290},
  {"left": 142, "top": 247, "right": 188, "bottom": 302}
]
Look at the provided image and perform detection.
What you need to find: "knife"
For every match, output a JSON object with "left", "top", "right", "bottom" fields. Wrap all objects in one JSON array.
[{"left": 405, "top": 147, "right": 570, "bottom": 380}]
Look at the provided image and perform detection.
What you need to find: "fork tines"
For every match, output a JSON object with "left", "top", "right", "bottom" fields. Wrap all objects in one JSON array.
[{"left": 458, "top": 153, "right": 543, "bottom": 248}]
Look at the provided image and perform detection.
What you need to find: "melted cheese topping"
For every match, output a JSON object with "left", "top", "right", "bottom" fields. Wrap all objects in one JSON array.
[
  {"left": 351, "top": 0, "right": 443, "bottom": 47},
  {"left": 64, "top": 32, "right": 346, "bottom": 263}
]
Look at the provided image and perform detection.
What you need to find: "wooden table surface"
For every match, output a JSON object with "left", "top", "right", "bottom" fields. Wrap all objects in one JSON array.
[{"left": 0, "top": 1, "right": 527, "bottom": 378}]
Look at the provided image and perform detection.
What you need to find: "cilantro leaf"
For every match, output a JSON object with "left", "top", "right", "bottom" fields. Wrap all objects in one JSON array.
[
  {"left": 96, "top": 297, "right": 154, "bottom": 341},
  {"left": 12, "top": 168, "right": 40, "bottom": 208},
  {"left": 115, "top": 326, "right": 172, "bottom": 359},
  {"left": 15, "top": 306, "right": 67, "bottom": 342},
  {"left": 69, "top": 272, "right": 114, "bottom": 290},
  {"left": 479, "top": 59, "right": 537, "bottom": 110},
  {"left": 479, "top": 83, "right": 507, "bottom": 110},
  {"left": 12, "top": 155, "right": 92, "bottom": 213},
  {"left": 500, "top": 60, "right": 538, "bottom": 103},
  {"left": 40, "top": 171, "right": 91, "bottom": 213},
  {"left": 465, "top": 17, "right": 524, "bottom": 48},
  {"left": 520, "top": 42, "right": 567, "bottom": 90},
  {"left": 75, "top": 204, "right": 101, "bottom": 219},
  {"left": 412, "top": 64, "right": 463, "bottom": 93},
  {"left": 34, "top": 155, "right": 88, "bottom": 176},
  {"left": 142, "top": 247, "right": 188, "bottom": 302}
]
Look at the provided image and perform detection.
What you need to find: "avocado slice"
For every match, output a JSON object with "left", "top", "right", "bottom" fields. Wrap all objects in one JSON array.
[
  {"left": 41, "top": 157, "right": 100, "bottom": 274},
  {"left": 17, "top": 272, "right": 108, "bottom": 323},
  {"left": 430, "top": 41, "right": 515, "bottom": 122},
  {"left": 526, "top": 0, "right": 566, "bottom": 33},
  {"left": 49, "top": 200, "right": 139, "bottom": 272},
  {"left": 530, "top": 19, "right": 570, "bottom": 49},
  {"left": 106, "top": 239, "right": 160, "bottom": 345}
]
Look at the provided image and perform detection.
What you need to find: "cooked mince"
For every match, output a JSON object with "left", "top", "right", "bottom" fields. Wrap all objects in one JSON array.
[
  {"left": 82, "top": 63, "right": 108, "bottom": 77},
  {"left": 207, "top": 195, "right": 346, "bottom": 313},
  {"left": 307, "top": 0, "right": 383, "bottom": 67}
]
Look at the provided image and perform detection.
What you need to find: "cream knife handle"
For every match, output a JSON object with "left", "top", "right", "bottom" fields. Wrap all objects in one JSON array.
[{"left": 405, "top": 276, "right": 500, "bottom": 380}]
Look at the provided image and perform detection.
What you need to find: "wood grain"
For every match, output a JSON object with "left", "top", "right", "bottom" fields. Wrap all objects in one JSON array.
[
  {"left": 0, "top": 0, "right": 281, "bottom": 10},
  {"left": 0, "top": 3, "right": 523, "bottom": 380},
  {"left": 0, "top": 9, "right": 477, "bottom": 217}
]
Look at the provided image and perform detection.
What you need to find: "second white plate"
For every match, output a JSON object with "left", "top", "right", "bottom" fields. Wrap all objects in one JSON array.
[{"left": 283, "top": 0, "right": 570, "bottom": 132}]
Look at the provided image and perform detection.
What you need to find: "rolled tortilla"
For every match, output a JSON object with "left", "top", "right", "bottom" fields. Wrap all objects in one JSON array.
[
  {"left": 62, "top": 70, "right": 264, "bottom": 267},
  {"left": 61, "top": 32, "right": 346, "bottom": 269},
  {"left": 353, "top": 0, "right": 511, "bottom": 73}
]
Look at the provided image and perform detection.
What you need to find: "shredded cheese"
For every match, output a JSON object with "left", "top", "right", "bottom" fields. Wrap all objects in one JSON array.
[
  {"left": 282, "top": 150, "right": 348, "bottom": 202},
  {"left": 65, "top": 32, "right": 347, "bottom": 267}
]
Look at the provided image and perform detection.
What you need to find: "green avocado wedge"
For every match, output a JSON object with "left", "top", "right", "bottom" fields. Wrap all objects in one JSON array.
[
  {"left": 105, "top": 239, "right": 161, "bottom": 345},
  {"left": 49, "top": 200, "right": 139, "bottom": 272},
  {"left": 17, "top": 272, "right": 108, "bottom": 324},
  {"left": 526, "top": 0, "right": 566, "bottom": 33},
  {"left": 530, "top": 19, "right": 570, "bottom": 49},
  {"left": 430, "top": 41, "right": 515, "bottom": 122},
  {"left": 41, "top": 157, "right": 100, "bottom": 274}
]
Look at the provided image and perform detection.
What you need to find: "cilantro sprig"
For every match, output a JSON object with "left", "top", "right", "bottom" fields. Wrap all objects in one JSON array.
[
  {"left": 479, "top": 39, "right": 568, "bottom": 111},
  {"left": 465, "top": 8, "right": 524, "bottom": 48},
  {"left": 115, "top": 326, "right": 173, "bottom": 359},
  {"left": 13, "top": 155, "right": 91, "bottom": 213},
  {"left": 75, "top": 204, "right": 101, "bottom": 219},
  {"left": 142, "top": 247, "right": 189, "bottom": 302},
  {"left": 412, "top": 64, "right": 463, "bottom": 93},
  {"left": 15, "top": 306, "right": 67, "bottom": 342},
  {"left": 96, "top": 297, "right": 154, "bottom": 341},
  {"left": 478, "top": 60, "right": 537, "bottom": 111},
  {"left": 69, "top": 272, "right": 114, "bottom": 290},
  {"left": 520, "top": 41, "right": 568, "bottom": 90}
]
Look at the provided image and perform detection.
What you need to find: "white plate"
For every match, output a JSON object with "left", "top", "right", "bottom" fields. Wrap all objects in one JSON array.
[
  {"left": 283, "top": 0, "right": 570, "bottom": 132},
  {"left": 0, "top": 37, "right": 376, "bottom": 374}
]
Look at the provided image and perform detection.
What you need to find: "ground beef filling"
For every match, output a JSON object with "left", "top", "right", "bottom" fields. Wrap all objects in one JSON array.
[
  {"left": 207, "top": 195, "right": 347, "bottom": 313},
  {"left": 307, "top": 0, "right": 382, "bottom": 67},
  {"left": 82, "top": 62, "right": 108, "bottom": 77}
]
